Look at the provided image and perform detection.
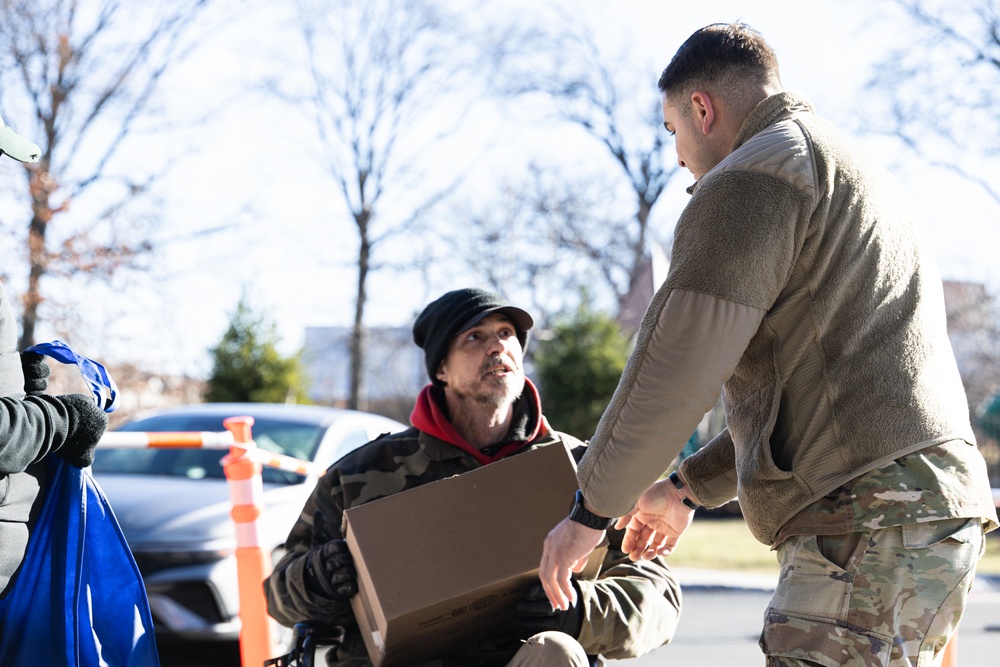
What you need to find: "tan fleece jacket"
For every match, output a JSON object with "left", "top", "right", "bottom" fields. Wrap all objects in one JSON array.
[{"left": 577, "top": 92, "right": 977, "bottom": 544}]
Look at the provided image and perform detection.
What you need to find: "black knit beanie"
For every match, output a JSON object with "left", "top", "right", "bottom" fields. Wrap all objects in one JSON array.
[{"left": 413, "top": 288, "right": 533, "bottom": 385}]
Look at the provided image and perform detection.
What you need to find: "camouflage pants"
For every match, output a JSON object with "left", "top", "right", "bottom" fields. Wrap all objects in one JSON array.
[{"left": 760, "top": 518, "right": 985, "bottom": 667}]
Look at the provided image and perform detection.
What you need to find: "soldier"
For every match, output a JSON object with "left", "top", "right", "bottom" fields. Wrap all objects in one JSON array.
[
  {"left": 539, "top": 23, "right": 999, "bottom": 667},
  {"left": 265, "top": 288, "right": 682, "bottom": 666}
]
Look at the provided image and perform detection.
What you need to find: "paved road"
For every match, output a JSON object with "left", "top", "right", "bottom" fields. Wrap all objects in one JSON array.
[
  {"left": 615, "top": 588, "right": 1000, "bottom": 666},
  {"left": 160, "top": 570, "right": 1000, "bottom": 666},
  {"left": 617, "top": 570, "right": 1000, "bottom": 667}
]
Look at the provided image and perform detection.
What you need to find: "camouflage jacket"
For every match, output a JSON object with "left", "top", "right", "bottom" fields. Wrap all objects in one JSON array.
[{"left": 265, "top": 417, "right": 681, "bottom": 665}]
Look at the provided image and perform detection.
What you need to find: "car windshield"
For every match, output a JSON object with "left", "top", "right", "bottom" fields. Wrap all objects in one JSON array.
[{"left": 92, "top": 413, "right": 324, "bottom": 485}]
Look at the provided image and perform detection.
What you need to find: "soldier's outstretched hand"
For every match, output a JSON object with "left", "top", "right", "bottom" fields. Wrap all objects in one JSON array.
[{"left": 617, "top": 477, "right": 696, "bottom": 561}]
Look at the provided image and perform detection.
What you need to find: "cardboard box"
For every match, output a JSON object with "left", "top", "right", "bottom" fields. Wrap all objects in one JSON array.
[{"left": 343, "top": 442, "right": 605, "bottom": 667}]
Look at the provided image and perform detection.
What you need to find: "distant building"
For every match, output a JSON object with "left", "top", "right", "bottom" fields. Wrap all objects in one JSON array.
[{"left": 302, "top": 325, "right": 426, "bottom": 407}]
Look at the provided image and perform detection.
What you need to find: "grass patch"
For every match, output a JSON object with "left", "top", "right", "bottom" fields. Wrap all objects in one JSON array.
[
  {"left": 666, "top": 518, "right": 777, "bottom": 573},
  {"left": 671, "top": 517, "right": 1000, "bottom": 576},
  {"left": 978, "top": 529, "right": 1000, "bottom": 575}
]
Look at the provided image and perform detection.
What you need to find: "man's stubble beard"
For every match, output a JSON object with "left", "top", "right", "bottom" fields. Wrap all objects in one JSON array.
[{"left": 455, "top": 372, "right": 525, "bottom": 409}]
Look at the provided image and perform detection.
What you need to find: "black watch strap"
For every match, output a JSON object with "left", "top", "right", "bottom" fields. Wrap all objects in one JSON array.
[
  {"left": 669, "top": 471, "right": 701, "bottom": 510},
  {"left": 568, "top": 490, "right": 614, "bottom": 530}
]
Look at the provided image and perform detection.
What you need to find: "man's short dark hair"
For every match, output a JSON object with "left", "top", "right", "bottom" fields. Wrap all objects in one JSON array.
[{"left": 657, "top": 22, "right": 780, "bottom": 98}]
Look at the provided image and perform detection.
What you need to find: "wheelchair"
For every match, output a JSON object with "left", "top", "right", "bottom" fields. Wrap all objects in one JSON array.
[{"left": 264, "top": 623, "right": 345, "bottom": 667}]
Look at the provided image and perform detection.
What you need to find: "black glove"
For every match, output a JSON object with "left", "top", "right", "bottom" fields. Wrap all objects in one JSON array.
[
  {"left": 307, "top": 538, "right": 358, "bottom": 602},
  {"left": 20, "top": 351, "right": 50, "bottom": 395},
  {"left": 307, "top": 512, "right": 358, "bottom": 601},
  {"left": 54, "top": 393, "right": 109, "bottom": 468},
  {"left": 510, "top": 582, "right": 584, "bottom": 640}
]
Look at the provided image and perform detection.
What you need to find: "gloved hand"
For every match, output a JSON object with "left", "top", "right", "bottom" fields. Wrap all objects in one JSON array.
[
  {"left": 20, "top": 351, "right": 50, "bottom": 395},
  {"left": 308, "top": 538, "right": 358, "bottom": 602},
  {"left": 54, "top": 393, "right": 109, "bottom": 468},
  {"left": 510, "top": 582, "right": 584, "bottom": 640},
  {"left": 307, "top": 511, "right": 358, "bottom": 601}
]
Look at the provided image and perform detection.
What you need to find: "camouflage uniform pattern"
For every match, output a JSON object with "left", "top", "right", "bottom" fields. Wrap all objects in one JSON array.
[
  {"left": 762, "top": 518, "right": 983, "bottom": 666},
  {"left": 265, "top": 399, "right": 681, "bottom": 667},
  {"left": 776, "top": 440, "right": 998, "bottom": 541},
  {"left": 762, "top": 440, "right": 995, "bottom": 665}
]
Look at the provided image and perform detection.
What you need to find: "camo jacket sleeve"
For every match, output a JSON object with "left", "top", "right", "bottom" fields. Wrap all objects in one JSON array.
[
  {"left": 264, "top": 428, "right": 682, "bottom": 661},
  {"left": 263, "top": 452, "right": 357, "bottom": 629},
  {"left": 264, "top": 427, "right": 472, "bottom": 630}
]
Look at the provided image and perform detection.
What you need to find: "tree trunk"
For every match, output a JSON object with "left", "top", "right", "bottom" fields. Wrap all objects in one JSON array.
[
  {"left": 630, "top": 195, "right": 651, "bottom": 285},
  {"left": 19, "top": 167, "right": 52, "bottom": 351},
  {"left": 348, "top": 218, "right": 370, "bottom": 411}
]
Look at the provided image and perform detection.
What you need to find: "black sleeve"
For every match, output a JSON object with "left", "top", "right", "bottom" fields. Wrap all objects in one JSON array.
[{"left": 0, "top": 394, "right": 75, "bottom": 475}]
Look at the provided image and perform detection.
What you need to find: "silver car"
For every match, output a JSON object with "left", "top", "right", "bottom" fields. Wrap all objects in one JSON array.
[{"left": 90, "top": 402, "right": 406, "bottom": 648}]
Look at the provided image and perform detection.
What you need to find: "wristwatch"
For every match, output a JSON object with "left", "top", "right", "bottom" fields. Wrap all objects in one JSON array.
[
  {"left": 568, "top": 490, "right": 614, "bottom": 530},
  {"left": 668, "top": 470, "right": 702, "bottom": 510}
]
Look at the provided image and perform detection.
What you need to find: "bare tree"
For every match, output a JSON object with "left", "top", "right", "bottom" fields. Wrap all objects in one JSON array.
[
  {"left": 444, "top": 159, "right": 659, "bottom": 332},
  {"left": 868, "top": 0, "right": 1000, "bottom": 204},
  {"left": 0, "top": 0, "right": 214, "bottom": 350},
  {"left": 442, "top": 167, "right": 570, "bottom": 326},
  {"left": 448, "top": 176, "right": 559, "bottom": 305},
  {"left": 487, "top": 8, "right": 682, "bottom": 310},
  {"left": 944, "top": 281, "right": 1000, "bottom": 408},
  {"left": 942, "top": 280, "right": 1000, "bottom": 484},
  {"left": 866, "top": 1, "right": 1000, "bottom": 484},
  {"left": 290, "top": 0, "right": 482, "bottom": 410}
]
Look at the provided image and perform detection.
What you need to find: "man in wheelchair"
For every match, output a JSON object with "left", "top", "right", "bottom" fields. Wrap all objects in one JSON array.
[{"left": 264, "top": 288, "right": 682, "bottom": 666}]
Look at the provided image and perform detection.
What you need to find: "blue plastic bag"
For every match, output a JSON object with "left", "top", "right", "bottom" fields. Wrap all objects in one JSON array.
[
  {"left": 0, "top": 457, "right": 159, "bottom": 666},
  {"left": 24, "top": 340, "right": 120, "bottom": 412}
]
